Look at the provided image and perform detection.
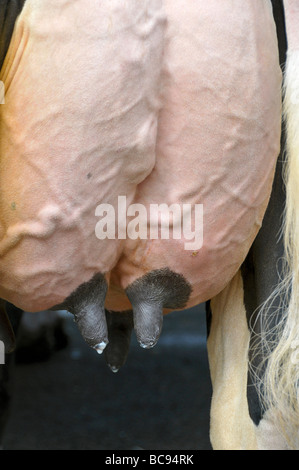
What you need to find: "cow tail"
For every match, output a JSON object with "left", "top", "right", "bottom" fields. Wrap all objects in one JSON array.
[{"left": 258, "top": 47, "right": 299, "bottom": 448}]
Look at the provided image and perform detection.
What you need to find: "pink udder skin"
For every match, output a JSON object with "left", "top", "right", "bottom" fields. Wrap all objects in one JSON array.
[{"left": 0, "top": 0, "right": 281, "bottom": 313}]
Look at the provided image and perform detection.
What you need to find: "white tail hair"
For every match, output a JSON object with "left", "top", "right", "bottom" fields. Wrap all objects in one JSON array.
[{"left": 255, "top": 48, "right": 299, "bottom": 448}]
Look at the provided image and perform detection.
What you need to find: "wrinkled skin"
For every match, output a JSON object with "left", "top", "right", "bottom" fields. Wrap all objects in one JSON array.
[{"left": 0, "top": 1, "right": 281, "bottom": 362}]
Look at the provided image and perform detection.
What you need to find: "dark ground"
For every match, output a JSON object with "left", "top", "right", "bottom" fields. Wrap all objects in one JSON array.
[{"left": 2, "top": 304, "right": 212, "bottom": 450}]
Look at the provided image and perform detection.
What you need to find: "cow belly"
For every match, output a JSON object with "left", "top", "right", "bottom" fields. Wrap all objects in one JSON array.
[
  {"left": 106, "top": 0, "right": 282, "bottom": 310},
  {"left": 0, "top": 0, "right": 281, "bottom": 313}
]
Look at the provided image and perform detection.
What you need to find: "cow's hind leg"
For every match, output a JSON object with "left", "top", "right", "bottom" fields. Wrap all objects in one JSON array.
[{"left": 207, "top": 271, "right": 258, "bottom": 450}]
